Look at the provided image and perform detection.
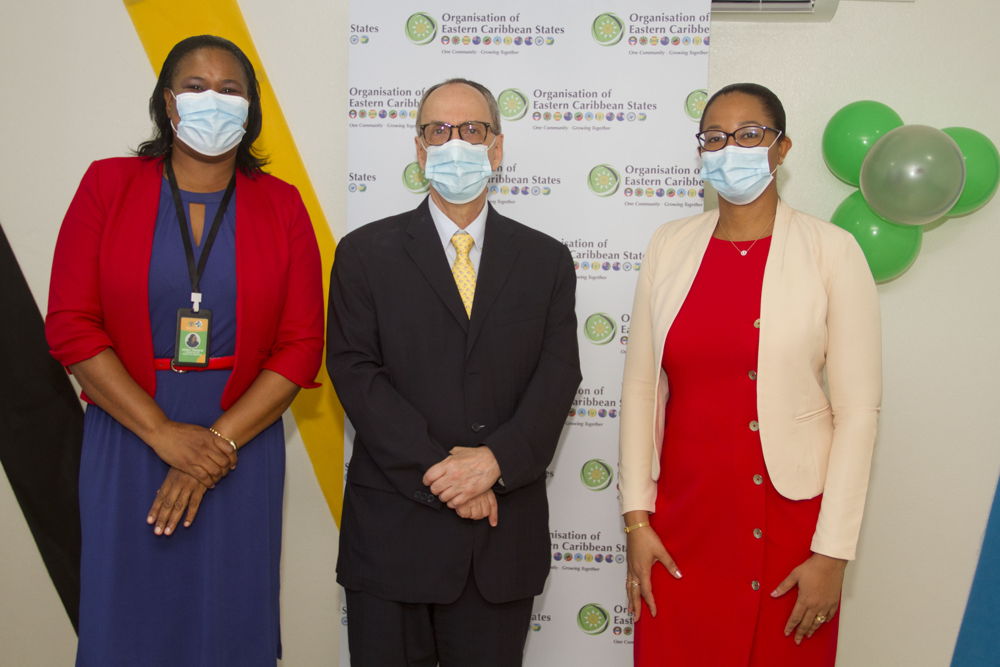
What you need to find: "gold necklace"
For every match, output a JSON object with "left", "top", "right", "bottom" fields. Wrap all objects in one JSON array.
[{"left": 720, "top": 217, "right": 774, "bottom": 256}]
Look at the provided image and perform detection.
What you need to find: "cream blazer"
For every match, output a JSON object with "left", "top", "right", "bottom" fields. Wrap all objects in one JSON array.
[{"left": 618, "top": 200, "right": 881, "bottom": 560}]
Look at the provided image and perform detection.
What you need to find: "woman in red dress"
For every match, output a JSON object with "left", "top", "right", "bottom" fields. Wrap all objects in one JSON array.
[{"left": 618, "top": 83, "right": 882, "bottom": 666}]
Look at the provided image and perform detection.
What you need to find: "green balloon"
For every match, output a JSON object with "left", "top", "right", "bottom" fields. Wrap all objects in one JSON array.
[
  {"left": 823, "top": 101, "right": 903, "bottom": 186},
  {"left": 942, "top": 127, "right": 1000, "bottom": 216},
  {"left": 859, "top": 125, "right": 965, "bottom": 226},
  {"left": 831, "top": 190, "right": 922, "bottom": 283}
]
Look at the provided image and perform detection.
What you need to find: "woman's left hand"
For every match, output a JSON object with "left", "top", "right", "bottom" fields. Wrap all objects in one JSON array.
[
  {"left": 147, "top": 468, "right": 209, "bottom": 536},
  {"left": 771, "top": 552, "right": 847, "bottom": 644}
]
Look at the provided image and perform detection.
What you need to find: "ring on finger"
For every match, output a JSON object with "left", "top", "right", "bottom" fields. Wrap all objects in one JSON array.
[{"left": 815, "top": 614, "right": 827, "bottom": 624}]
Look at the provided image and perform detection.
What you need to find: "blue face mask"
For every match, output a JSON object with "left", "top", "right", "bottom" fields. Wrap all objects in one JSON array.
[
  {"left": 422, "top": 138, "right": 496, "bottom": 204},
  {"left": 171, "top": 89, "right": 250, "bottom": 157},
  {"left": 700, "top": 133, "right": 781, "bottom": 205}
]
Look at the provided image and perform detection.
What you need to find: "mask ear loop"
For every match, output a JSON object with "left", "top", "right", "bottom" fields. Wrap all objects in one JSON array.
[
  {"left": 167, "top": 89, "right": 181, "bottom": 136},
  {"left": 763, "top": 129, "right": 785, "bottom": 177}
]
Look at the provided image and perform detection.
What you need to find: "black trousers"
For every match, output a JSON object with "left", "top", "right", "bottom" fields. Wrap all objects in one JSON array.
[{"left": 345, "top": 572, "right": 534, "bottom": 667}]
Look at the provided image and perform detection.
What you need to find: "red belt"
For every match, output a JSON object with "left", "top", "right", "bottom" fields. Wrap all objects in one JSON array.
[{"left": 153, "top": 356, "right": 236, "bottom": 372}]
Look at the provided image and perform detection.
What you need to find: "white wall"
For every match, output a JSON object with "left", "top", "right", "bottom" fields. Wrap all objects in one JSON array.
[{"left": 1, "top": 1, "right": 997, "bottom": 665}]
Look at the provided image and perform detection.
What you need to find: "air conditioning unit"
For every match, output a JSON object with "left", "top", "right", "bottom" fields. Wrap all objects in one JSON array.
[{"left": 711, "top": 0, "right": 840, "bottom": 21}]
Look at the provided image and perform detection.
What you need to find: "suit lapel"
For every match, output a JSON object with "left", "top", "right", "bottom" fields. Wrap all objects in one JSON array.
[
  {"left": 116, "top": 159, "right": 163, "bottom": 377},
  {"left": 467, "top": 206, "right": 519, "bottom": 353},
  {"left": 757, "top": 200, "right": 792, "bottom": 371},
  {"left": 403, "top": 200, "right": 470, "bottom": 332},
  {"left": 648, "top": 211, "right": 715, "bottom": 343},
  {"left": 234, "top": 170, "right": 269, "bottom": 366}
]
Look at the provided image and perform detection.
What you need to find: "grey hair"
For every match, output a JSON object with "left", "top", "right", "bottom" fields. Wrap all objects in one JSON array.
[{"left": 415, "top": 78, "right": 502, "bottom": 136}]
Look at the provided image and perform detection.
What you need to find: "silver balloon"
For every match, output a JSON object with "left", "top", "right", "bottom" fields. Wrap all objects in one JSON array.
[{"left": 859, "top": 125, "right": 966, "bottom": 225}]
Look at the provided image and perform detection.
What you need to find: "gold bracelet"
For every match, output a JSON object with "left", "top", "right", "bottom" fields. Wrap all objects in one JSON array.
[
  {"left": 624, "top": 521, "right": 649, "bottom": 534},
  {"left": 209, "top": 427, "right": 238, "bottom": 452}
]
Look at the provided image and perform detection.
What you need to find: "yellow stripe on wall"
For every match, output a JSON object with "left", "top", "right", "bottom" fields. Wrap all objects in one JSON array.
[{"left": 124, "top": 0, "right": 344, "bottom": 525}]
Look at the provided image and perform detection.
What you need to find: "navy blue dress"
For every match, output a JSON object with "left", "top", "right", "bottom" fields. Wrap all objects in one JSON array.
[{"left": 76, "top": 180, "right": 284, "bottom": 666}]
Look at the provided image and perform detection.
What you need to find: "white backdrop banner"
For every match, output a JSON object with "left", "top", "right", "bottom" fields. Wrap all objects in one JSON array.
[{"left": 342, "top": 2, "right": 710, "bottom": 663}]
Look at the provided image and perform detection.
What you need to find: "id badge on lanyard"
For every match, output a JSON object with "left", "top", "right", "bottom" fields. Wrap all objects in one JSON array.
[
  {"left": 165, "top": 157, "right": 235, "bottom": 369},
  {"left": 174, "top": 308, "right": 212, "bottom": 367}
]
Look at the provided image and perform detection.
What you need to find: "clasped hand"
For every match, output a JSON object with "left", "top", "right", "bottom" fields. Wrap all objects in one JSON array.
[
  {"left": 423, "top": 446, "right": 501, "bottom": 526},
  {"left": 148, "top": 420, "right": 237, "bottom": 487},
  {"left": 144, "top": 420, "right": 238, "bottom": 536},
  {"left": 147, "top": 468, "right": 208, "bottom": 536}
]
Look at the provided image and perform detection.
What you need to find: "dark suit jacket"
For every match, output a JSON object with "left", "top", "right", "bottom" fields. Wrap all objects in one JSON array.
[{"left": 327, "top": 199, "right": 581, "bottom": 604}]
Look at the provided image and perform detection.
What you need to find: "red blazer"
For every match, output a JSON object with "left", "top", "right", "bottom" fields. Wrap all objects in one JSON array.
[{"left": 46, "top": 156, "right": 324, "bottom": 410}]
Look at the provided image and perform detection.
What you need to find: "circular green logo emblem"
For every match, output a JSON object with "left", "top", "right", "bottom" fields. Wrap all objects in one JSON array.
[
  {"left": 592, "top": 13, "right": 624, "bottom": 46},
  {"left": 405, "top": 12, "right": 437, "bottom": 45},
  {"left": 685, "top": 89, "right": 708, "bottom": 121},
  {"left": 584, "top": 313, "right": 616, "bottom": 345},
  {"left": 587, "top": 164, "right": 620, "bottom": 197},
  {"left": 580, "top": 459, "right": 613, "bottom": 491},
  {"left": 403, "top": 161, "right": 429, "bottom": 194},
  {"left": 577, "top": 603, "right": 610, "bottom": 635},
  {"left": 497, "top": 88, "right": 529, "bottom": 121}
]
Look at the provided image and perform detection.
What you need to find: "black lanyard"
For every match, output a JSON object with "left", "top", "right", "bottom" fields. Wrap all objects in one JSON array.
[{"left": 164, "top": 157, "right": 236, "bottom": 312}]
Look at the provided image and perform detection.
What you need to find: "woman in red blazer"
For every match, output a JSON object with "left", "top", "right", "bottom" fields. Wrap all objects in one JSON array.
[{"left": 45, "top": 35, "right": 323, "bottom": 667}]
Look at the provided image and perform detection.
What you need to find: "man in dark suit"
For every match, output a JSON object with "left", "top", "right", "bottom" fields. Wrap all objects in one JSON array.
[{"left": 327, "top": 78, "right": 581, "bottom": 666}]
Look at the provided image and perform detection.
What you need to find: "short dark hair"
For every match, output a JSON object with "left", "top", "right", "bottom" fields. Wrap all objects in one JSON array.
[
  {"left": 700, "top": 83, "right": 787, "bottom": 137},
  {"left": 416, "top": 78, "right": 502, "bottom": 135},
  {"left": 135, "top": 35, "right": 267, "bottom": 174}
]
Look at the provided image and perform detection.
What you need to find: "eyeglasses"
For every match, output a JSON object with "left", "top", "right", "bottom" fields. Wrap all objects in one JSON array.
[
  {"left": 418, "top": 121, "right": 493, "bottom": 146},
  {"left": 695, "top": 125, "right": 781, "bottom": 151}
]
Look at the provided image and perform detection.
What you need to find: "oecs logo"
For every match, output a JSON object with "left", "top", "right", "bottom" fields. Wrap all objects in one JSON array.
[
  {"left": 592, "top": 13, "right": 624, "bottom": 46},
  {"left": 403, "top": 162, "right": 429, "bottom": 194},
  {"left": 405, "top": 12, "right": 437, "bottom": 45},
  {"left": 577, "top": 603, "right": 610, "bottom": 635},
  {"left": 580, "top": 459, "right": 613, "bottom": 491},
  {"left": 583, "top": 313, "right": 616, "bottom": 345},
  {"left": 497, "top": 88, "right": 529, "bottom": 121},
  {"left": 588, "top": 164, "right": 620, "bottom": 197},
  {"left": 685, "top": 89, "right": 708, "bottom": 122}
]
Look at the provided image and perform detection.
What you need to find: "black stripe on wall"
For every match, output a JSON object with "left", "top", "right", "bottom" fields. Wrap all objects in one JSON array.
[{"left": 0, "top": 221, "right": 81, "bottom": 631}]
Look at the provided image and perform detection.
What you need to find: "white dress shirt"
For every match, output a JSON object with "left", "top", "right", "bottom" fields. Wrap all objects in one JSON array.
[{"left": 428, "top": 196, "right": 487, "bottom": 272}]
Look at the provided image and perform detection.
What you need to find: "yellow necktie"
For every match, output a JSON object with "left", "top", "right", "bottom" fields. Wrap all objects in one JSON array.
[{"left": 451, "top": 232, "right": 476, "bottom": 317}]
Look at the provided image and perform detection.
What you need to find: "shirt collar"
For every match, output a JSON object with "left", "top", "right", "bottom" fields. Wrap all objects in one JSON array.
[{"left": 428, "top": 195, "right": 488, "bottom": 252}]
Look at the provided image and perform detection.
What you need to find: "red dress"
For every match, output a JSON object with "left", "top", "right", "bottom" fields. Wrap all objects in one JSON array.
[{"left": 633, "top": 236, "right": 838, "bottom": 666}]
